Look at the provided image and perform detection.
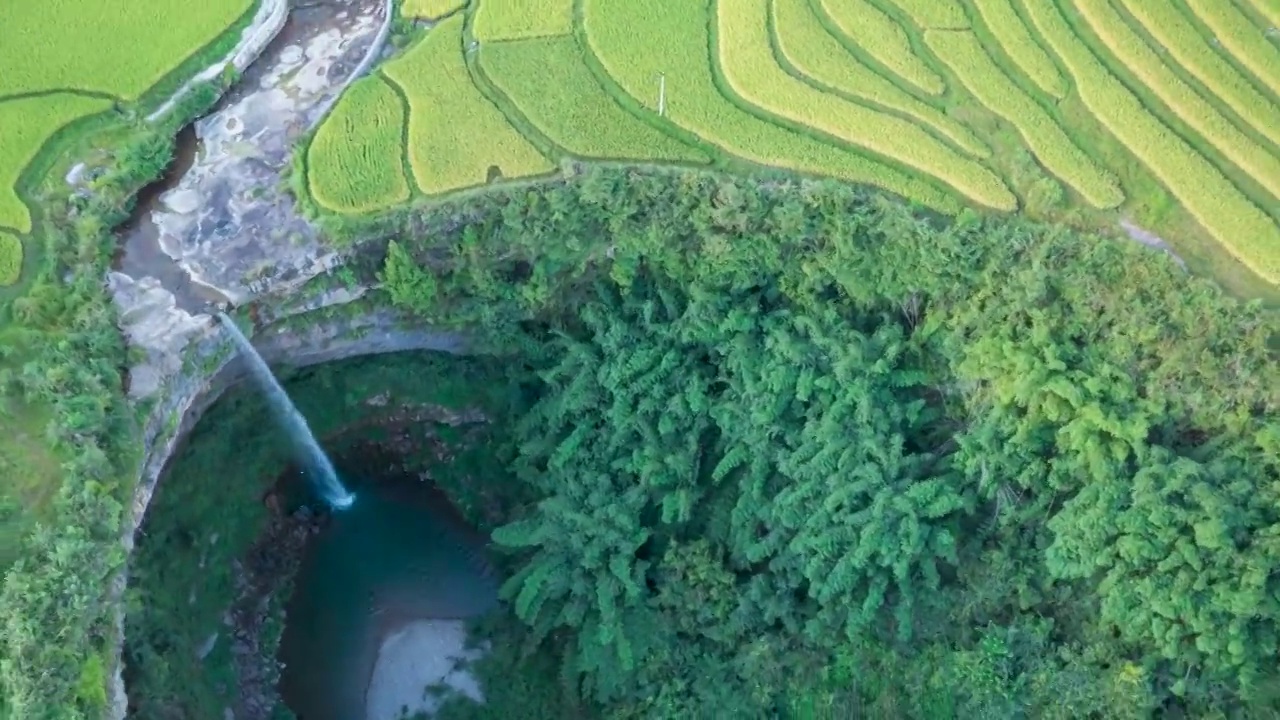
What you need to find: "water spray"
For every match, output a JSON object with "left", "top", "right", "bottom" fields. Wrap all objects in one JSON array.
[{"left": 218, "top": 312, "right": 356, "bottom": 510}]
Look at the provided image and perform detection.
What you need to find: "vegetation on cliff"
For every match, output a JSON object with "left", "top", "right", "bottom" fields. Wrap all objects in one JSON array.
[
  {"left": 310, "top": 0, "right": 1280, "bottom": 296},
  {"left": 370, "top": 169, "right": 1278, "bottom": 718},
  {"left": 0, "top": 85, "right": 226, "bottom": 720}
]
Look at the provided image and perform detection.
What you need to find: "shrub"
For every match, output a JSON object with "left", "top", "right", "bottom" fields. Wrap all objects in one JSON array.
[
  {"left": 924, "top": 29, "right": 1123, "bottom": 209},
  {"left": 382, "top": 15, "right": 554, "bottom": 195},
  {"left": 716, "top": 0, "right": 1015, "bottom": 210},
  {"left": 479, "top": 36, "right": 708, "bottom": 163},
  {"left": 0, "top": 93, "right": 112, "bottom": 233},
  {"left": 307, "top": 75, "right": 411, "bottom": 214},
  {"left": 0, "top": 232, "right": 21, "bottom": 286}
]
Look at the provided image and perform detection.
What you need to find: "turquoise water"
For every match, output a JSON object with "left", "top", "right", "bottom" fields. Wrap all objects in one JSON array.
[{"left": 277, "top": 463, "right": 497, "bottom": 720}]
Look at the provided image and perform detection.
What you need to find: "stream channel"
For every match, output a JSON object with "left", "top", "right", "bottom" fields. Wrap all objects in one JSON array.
[{"left": 117, "top": 1, "right": 500, "bottom": 717}]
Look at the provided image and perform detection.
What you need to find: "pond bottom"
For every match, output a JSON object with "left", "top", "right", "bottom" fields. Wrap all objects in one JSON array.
[{"left": 277, "top": 448, "right": 497, "bottom": 720}]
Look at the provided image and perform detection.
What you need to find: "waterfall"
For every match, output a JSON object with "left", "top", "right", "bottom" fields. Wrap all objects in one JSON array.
[{"left": 218, "top": 313, "right": 355, "bottom": 510}]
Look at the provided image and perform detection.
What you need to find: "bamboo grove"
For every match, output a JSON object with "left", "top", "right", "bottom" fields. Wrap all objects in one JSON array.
[{"left": 372, "top": 167, "right": 1280, "bottom": 718}]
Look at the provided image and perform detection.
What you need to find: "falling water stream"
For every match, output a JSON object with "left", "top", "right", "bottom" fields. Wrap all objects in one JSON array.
[
  {"left": 218, "top": 313, "right": 356, "bottom": 509},
  {"left": 277, "top": 455, "right": 499, "bottom": 720}
]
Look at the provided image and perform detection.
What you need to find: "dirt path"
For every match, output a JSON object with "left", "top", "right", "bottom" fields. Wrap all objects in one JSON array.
[{"left": 1119, "top": 219, "right": 1187, "bottom": 269}]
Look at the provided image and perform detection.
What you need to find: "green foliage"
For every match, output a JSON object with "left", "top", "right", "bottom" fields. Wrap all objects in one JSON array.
[
  {"left": 75, "top": 652, "right": 109, "bottom": 711},
  {"left": 1046, "top": 445, "right": 1280, "bottom": 697},
  {"left": 379, "top": 239, "right": 438, "bottom": 315},
  {"left": 377, "top": 167, "right": 1279, "bottom": 717},
  {"left": 485, "top": 274, "right": 973, "bottom": 711},
  {"left": 430, "top": 614, "right": 595, "bottom": 720},
  {"left": 0, "top": 121, "right": 186, "bottom": 718},
  {"left": 0, "top": 232, "right": 21, "bottom": 286}
]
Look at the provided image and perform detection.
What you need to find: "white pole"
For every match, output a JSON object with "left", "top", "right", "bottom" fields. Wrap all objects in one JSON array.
[{"left": 658, "top": 73, "right": 666, "bottom": 116}]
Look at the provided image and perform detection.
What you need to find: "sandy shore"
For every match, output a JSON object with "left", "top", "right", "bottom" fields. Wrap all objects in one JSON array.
[{"left": 365, "top": 619, "right": 484, "bottom": 719}]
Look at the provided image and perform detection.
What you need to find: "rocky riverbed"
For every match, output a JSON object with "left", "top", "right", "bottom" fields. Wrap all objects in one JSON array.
[{"left": 99, "top": 1, "right": 491, "bottom": 717}]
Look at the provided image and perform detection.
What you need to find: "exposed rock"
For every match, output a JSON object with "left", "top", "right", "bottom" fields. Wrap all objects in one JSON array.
[
  {"left": 147, "top": 0, "right": 386, "bottom": 307},
  {"left": 145, "top": 0, "right": 288, "bottom": 124},
  {"left": 107, "top": 1, "right": 396, "bottom": 717},
  {"left": 226, "top": 508, "right": 324, "bottom": 720},
  {"left": 65, "top": 162, "right": 87, "bottom": 186},
  {"left": 162, "top": 188, "right": 202, "bottom": 215},
  {"left": 107, "top": 273, "right": 214, "bottom": 398},
  {"left": 197, "top": 632, "right": 220, "bottom": 660},
  {"left": 278, "top": 45, "right": 304, "bottom": 65}
]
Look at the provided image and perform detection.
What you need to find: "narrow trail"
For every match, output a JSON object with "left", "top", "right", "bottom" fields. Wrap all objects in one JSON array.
[{"left": 1119, "top": 219, "right": 1188, "bottom": 269}]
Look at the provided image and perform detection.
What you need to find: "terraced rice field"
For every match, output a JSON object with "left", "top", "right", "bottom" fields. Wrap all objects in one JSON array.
[
  {"left": 817, "top": 0, "right": 946, "bottom": 95},
  {"left": 471, "top": 0, "right": 573, "bottom": 40},
  {"left": 401, "top": 0, "right": 467, "bottom": 19},
  {"left": 1186, "top": 0, "right": 1280, "bottom": 98},
  {"left": 719, "top": 0, "right": 1014, "bottom": 209},
  {"left": 306, "top": 76, "right": 411, "bottom": 214},
  {"left": 771, "top": 0, "right": 989, "bottom": 158},
  {"left": 478, "top": 37, "right": 709, "bottom": 163},
  {"left": 0, "top": 0, "right": 253, "bottom": 270},
  {"left": 383, "top": 15, "right": 554, "bottom": 195},
  {"left": 0, "top": 94, "right": 113, "bottom": 232},
  {"left": 308, "top": 0, "right": 1280, "bottom": 288},
  {"left": 923, "top": 29, "right": 1122, "bottom": 208},
  {"left": 0, "top": 0, "right": 253, "bottom": 98}
]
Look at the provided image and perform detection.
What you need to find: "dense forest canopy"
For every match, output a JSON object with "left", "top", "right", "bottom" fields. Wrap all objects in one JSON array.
[{"left": 374, "top": 169, "right": 1279, "bottom": 718}]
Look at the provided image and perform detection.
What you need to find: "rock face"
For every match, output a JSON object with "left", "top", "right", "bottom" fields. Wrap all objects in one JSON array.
[
  {"left": 112, "top": 0, "right": 395, "bottom": 533},
  {"left": 139, "top": 0, "right": 386, "bottom": 311},
  {"left": 227, "top": 507, "right": 323, "bottom": 720},
  {"left": 101, "top": 1, "right": 464, "bottom": 717}
]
